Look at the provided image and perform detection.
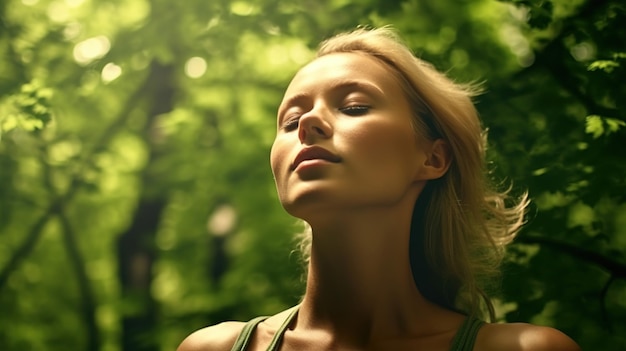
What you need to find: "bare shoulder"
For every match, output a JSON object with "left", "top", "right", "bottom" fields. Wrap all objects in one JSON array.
[
  {"left": 176, "top": 308, "right": 296, "bottom": 351},
  {"left": 176, "top": 321, "right": 246, "bottom": 351},
  {"left": 477, "top": 322, "right": 581, "bottom": 351}
]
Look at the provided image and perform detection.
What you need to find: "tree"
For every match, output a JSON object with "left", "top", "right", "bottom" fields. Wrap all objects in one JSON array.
[
  {"left": 486, "top": 0, "right": 626, "bottom": 347},
  {"left": 0, "top": 0, "right": 623, "bottom": 350}
]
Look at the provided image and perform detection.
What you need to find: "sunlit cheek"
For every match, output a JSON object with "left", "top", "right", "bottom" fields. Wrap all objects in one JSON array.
[
  {"left": 269, "top": 145, "right": 285, "bottom": 179},
  {"left": 269, "top": 158, "right": 279, "bottom": 178}
]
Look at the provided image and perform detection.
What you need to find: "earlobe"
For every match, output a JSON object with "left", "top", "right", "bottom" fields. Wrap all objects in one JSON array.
[{"left": 422, "top": 139, "right": 451, "bottom": 180}]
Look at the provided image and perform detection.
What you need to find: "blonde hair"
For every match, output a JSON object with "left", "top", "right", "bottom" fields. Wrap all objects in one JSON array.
[{"left": 296, "top": 27, "right": 528, "bottom": 321}]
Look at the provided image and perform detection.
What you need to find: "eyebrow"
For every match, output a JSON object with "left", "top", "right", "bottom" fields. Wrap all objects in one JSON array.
[
  {"left": 277, "top": 80, "right": 385, "bottom": 121},
  {"left": 332, "top": 80, "right": 385, "bottom": 95}
]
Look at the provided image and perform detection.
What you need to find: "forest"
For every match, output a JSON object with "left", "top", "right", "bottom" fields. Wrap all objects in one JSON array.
[{"left": 0, "top": 0, "right": 624, "bottom": 350}]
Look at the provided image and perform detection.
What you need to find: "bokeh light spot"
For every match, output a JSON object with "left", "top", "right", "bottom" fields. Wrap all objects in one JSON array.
[
  {"left": 47, "top": 1, "right": 70, "bottom": 22},
  {"left": 208, "top": 205, "right": 237, "bottom": 237},
  {"left": 73, "top": 35, "right": 111, "bottom": 65},
  {"left": 230, "top": 1, "right": 258, "bottom": 16},
  {"left": 101, "top": 63, "right": 123, "bottom": 83},
  {"left": 185, "top": 57, "right": 207, "bottom": 79}
]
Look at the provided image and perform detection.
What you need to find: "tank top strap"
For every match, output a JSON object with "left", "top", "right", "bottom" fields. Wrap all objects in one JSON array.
[
  {"left": 229, "top": 306, "right": 300, "bottom": 351},
  {"left": 266, "top": 305, "right": 300, "bottom": 351},
  {"left": 449, "top": 315, "right": 484, "bottom": 351},
  {"left": 229, "top": 316, "right": 268, "bottom": 351},
  {"left": 231, "top": 307, "right": 480, "bottom": 351}
]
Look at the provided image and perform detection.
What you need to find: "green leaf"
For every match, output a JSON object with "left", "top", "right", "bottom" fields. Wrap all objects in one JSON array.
[
  {"left": 585, "top": 115, "right": 626, "bottom": 138},
  {"left": 587, "top": 60, "right": 620, "bottom": 73},
  {"left": 585, "top": 115, "right": 604, "bottom": 139},
  {"left": 0, "top": 80, "right": 54, "bottom": 139},
  {"left": 606, "top": 117, "right": 626, "bottom": 133}
]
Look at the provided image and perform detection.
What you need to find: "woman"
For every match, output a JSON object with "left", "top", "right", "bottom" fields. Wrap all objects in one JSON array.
[{"left": 178, "top": 27, "right": 580, "bottom": 351}]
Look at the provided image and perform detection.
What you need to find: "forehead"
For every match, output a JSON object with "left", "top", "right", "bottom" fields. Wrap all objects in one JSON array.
[{"left": 283, "top": 52, "right": 404, "bottom": 98}]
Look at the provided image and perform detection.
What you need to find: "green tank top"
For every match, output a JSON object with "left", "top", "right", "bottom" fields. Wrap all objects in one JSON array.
[{"left": 229, "top": 306, "right": 484, "bottom": 351}]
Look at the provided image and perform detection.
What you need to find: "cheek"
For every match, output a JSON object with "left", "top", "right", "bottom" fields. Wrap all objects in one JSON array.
[
  {"left": 349, "top": 129, "right": 422, "bottom": 192},
  {"left": 269, "top": 147, "right": 279, "bottom": 177},
  {"left": 269, "top": 140, "right": 287, "bottom": 179},
  {"left": 347, "top": 123, "right": 419, "bottom": 166}
]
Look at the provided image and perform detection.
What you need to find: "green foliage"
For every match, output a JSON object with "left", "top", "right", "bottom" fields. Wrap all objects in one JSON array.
[
  {"left": 482, "top": 0, "right": 626, "bottom": 348},
  {"left": 499, "top": 0, "right": 555, "bottom": 29},
  {"left": 585, "top": 115, "right": 625, "bottom": 139},
  {"left": 0, "top": 81, "right": 53, "bottom": 138},
  {"left": 0, "top": 0, "right": 624, "bottom": 350}
]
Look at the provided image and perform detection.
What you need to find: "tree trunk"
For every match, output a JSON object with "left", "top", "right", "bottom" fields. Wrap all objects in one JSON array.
[{"left": 117, "top": 60, "right": 175, "bottom": 351}]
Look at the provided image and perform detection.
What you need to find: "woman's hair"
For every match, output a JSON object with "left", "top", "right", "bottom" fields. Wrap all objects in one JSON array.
[{"left": 296, "top": 26, "right": 528, "bottom": 321}]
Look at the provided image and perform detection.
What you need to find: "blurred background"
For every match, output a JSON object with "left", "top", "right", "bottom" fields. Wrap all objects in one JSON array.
[{"left": 0, "top": 0, "right": 624, "bottom": 350}]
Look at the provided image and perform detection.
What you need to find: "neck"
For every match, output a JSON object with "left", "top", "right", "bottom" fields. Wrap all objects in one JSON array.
[{"left": 296, "top": 197, "right": 460, "bottom": 348}]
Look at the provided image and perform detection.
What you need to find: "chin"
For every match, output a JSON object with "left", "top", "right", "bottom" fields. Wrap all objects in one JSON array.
[{"left": 280, "top": 193, "right": 339, "bottom": 220}]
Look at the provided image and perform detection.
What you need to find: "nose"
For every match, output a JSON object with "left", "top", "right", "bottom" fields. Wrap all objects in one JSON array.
[{"left": 298, "top": 107, "right": 333, "bottom": 144}]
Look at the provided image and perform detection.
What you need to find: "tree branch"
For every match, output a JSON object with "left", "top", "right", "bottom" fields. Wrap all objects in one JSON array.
[
  {"left": 0, "top": 71, "right": 154, "bottom": 291},
  {"left": 58, "top": 209, "right": 101, "bottom": 351},
  {"left": 517, "top": 235, "right": 626, "bottom": 279},
  {"left": 0, "top": 205, "right": 54, "bottom": 289}
]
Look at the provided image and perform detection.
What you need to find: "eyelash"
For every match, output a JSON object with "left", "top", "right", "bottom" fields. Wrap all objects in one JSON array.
[
  {"left": 339, "top": 105, "right": 370, "bottom": 116},
  {"left": 280, "top": 105, "right": 371, "bottom": 131},
  {"left": 281, "top": 117, "right": 300, "bottom": 131}
]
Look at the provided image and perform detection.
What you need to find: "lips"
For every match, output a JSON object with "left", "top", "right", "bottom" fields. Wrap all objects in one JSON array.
[{"left": 291, "top": 146, "right": 341, "bottom": 170}]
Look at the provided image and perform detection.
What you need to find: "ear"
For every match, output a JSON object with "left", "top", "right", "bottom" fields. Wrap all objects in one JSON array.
[{"left": 420, "top": 139, "right": 451, "bottom": 180}]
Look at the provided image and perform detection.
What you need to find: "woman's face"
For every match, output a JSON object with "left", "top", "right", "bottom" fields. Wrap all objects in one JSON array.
[{"left": 270, "top": 52, "right": 435, "bottom": 220}]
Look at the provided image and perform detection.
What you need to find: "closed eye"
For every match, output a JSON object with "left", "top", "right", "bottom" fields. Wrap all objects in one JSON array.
[
  {"left": 281, "top": 116, "right": 300, "bottom": 131},
  {"left": 339, "top": 105, "right": 370, "bottom": 116}
]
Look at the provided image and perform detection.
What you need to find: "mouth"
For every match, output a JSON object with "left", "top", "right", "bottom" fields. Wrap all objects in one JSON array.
[{"left": 291, "top": 146, "right": 341, "bottom": 170}]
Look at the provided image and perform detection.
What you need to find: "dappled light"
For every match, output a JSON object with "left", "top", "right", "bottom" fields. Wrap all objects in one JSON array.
[
  {"left": 208, "top": 205, "right": 237, "bottom": 237},
  {"left": 101, "top": 62, "right": 123, "bottom": 83},
  {"left": 184, "top": 57, "right": 207, "bottom": 79},
  {"left": 73, "top": 35, "right": 111, "bottom": 65},
  {"left": 570, "top": 42, "right": 596, "bottom": 62},
  {"left": 0, "top": 0, "right": 624, "bottom": 350}
]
